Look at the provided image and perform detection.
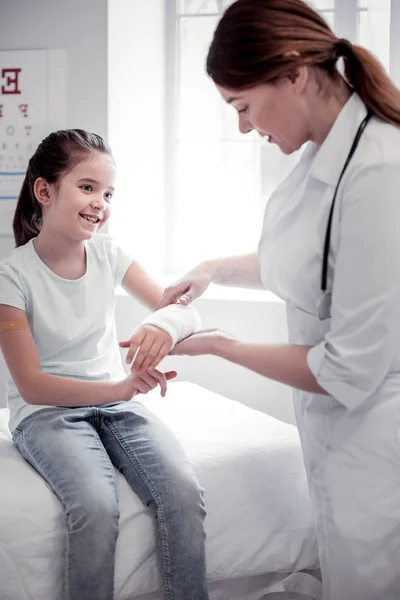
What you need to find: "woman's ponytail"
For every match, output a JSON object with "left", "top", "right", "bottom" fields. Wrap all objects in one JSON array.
[{"left": 336, "top": 39, "right": 400, "bottom": 127}]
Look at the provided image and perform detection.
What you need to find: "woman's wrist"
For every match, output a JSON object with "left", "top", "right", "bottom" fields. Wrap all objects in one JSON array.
[
  {"left": 213, "top": 333, "right": 238, "bottom": 358},
  {"left": 198, "top": 260, "right": 216, "bottom": 282}
]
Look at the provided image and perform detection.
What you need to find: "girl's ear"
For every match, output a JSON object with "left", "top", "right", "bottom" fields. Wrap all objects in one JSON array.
[{"left": 33, "top": 177, "right": 53, "bottom": 208}]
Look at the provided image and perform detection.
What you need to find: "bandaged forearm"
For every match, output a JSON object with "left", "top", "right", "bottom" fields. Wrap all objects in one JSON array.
[{"left": 140, "top": 304, "right": 201, "bottom": 346}]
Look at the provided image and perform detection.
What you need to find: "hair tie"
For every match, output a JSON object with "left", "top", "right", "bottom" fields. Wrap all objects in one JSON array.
[{"left": 335, "top": 38, "right": 353, "bottom": 59}]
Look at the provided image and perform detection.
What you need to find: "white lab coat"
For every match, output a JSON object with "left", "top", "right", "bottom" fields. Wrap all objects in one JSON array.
[{"left": 258, "top": 92, "right": 400, "bottom": 600}]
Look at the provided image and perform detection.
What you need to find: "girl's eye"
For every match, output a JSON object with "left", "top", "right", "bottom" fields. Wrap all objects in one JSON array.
[
  {"left": 238, "top": 106, "right": 249, "bottom": 114},
  {"left": 104, "top": 192, "right": 113, "bottom": 201},
  {"left": 81, "top": 185, "right": 93, "bottom": 192}
]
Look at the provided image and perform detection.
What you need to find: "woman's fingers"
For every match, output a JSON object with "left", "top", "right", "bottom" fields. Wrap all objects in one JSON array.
[
  {"left": 157, "top": 282, "right": 191, "bottom": 309},
  {"left": 176, "top": 294, "right": 190, "bottom": 305}
]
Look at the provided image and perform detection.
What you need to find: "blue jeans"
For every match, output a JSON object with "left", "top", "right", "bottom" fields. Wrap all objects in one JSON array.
[{"left": 12, "top": 399, "right": 209, "bottom": 600}]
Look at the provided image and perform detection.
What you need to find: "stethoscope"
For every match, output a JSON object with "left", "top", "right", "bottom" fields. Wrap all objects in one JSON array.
[{"left": 317, "top": 110, "right": 373, "bottom": 320}]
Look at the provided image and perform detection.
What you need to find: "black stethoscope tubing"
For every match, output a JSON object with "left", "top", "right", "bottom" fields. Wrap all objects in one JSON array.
[{"left": 320, "top": 110, "right": 373, "bottom": 293}]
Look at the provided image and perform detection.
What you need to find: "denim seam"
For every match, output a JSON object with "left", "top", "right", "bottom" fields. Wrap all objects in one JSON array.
[
  {"left": 64, "top": 429, "right": 119, "bottom": 600},
  {"left": 13, "top": 405, "right": 64, "bottom": 430},
  {"left": 103, "top": 418, "right": 173, "bottom": 600}
]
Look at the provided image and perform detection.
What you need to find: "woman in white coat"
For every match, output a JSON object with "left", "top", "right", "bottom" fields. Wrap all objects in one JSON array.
[{"left": 155, "top": 1, "right": 400, "bottom": 599}]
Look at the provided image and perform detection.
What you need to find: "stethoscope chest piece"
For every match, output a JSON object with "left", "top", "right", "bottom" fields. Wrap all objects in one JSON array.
[{"left": 317, "top": 291, "right": 332, "bottom": 320}]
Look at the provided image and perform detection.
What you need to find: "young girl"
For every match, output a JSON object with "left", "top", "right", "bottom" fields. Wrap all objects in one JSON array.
[{"left": 0, "top": 129, "right": 209, "bottom": 600}]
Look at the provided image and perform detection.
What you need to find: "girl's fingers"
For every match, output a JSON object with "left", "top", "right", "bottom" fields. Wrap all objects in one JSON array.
[
  {"left": 131, "top": 337, "right": 155, "bottom": 371},
  {"left": 146, "top": 339, "right": 171, "bottom": 371},
  {"left": 125, "top": 330, "right": 145, "bottom": 364},
  {"left": 139, "top": 369, "right": 167, "bottom": 397},
  {"left": 140, "top": 338, "right": 164, "bottom": 371}
]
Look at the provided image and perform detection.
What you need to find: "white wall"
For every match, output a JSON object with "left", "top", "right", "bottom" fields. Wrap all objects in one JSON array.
[
  {"left": 0, "top": 0, "right": 108, "bottom": 138},
  {"left": 107, "top": 0, "right": 167, "bottom": 274},
  {"left": 0, "top": 0, "right": 295, "bottom": 424}
]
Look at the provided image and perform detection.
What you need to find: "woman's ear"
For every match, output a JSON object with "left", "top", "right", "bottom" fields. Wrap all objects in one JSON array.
[
  {"left": 286, "top": 65, "right": 309, "bottom": 94},
  {"left": 282, "top": 50, "right": 308, "bottom": 94},
  {"left": 33, "top": 177, "right": 53, "bottom": 208}
]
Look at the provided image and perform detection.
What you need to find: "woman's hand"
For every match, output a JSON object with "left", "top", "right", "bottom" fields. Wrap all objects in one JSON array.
[
  {"left": 157, "top": 264, "right": 213, "bottom": 309},
  {"left": 170, "top": 329, "right": 236, "bottom": 357},
  {"left": 120, "top": 324, "right": 173, "bottom": 371},
  {"left": 118, "top": 368, "right": 177, "bottom": 401}
]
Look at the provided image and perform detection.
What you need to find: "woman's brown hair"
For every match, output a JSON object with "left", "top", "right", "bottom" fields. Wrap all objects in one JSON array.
[{"left": 206, "top": 0, "right": 400, "bottom": 127}]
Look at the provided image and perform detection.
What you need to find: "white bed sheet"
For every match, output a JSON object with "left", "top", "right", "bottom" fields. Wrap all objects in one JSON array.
[{"left": 0, "top": 382, "right": 321, "bottom": 600}]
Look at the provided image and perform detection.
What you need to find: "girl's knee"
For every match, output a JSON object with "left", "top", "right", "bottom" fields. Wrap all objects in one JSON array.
[
  {"left": 164, "top": 468, "right": 206, "bottom": 518},
  {"left": 67, "top": 485, "right": 119, "bottom": 532}
]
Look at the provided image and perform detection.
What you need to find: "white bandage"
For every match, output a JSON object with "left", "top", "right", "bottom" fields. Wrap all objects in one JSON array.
[{"left": 140, "top": 304, "right": 201, "bottom": 347}]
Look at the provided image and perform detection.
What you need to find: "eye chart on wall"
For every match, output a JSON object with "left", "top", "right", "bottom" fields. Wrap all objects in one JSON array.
[{"left": 0, "top": 49, "right": 66, "bottom": 235}]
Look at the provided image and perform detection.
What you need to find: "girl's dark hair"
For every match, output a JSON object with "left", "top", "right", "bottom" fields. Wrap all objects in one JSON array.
[
  {"left": 13, "top": 129, "right": 112, "bottom": 247},
  {"left": 206, "top": 0, "right": 400, "bottom": 127}
]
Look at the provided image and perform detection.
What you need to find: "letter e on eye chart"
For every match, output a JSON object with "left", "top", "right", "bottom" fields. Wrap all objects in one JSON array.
[{"left": 0, "top": 50, "right": 48, "bottom": 234}]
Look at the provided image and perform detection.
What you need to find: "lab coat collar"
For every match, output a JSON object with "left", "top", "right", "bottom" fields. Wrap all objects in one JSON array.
[{"left": 308, "top": 92, "right": 368, "bottom": 186}]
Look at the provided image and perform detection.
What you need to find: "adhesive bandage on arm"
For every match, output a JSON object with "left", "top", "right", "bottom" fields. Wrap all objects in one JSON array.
[{"left": 0, "top": 320, "right": 29, "bottom": 333}]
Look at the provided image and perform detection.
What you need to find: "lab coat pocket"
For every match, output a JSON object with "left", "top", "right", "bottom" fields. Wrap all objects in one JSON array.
[{"left": 287, "top": 301, "right": 331, "bottom": 346}]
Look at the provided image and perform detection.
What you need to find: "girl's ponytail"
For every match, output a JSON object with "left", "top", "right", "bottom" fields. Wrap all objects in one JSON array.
[{"left": 13, "top": 172, "right": 42, "bottom": 247}]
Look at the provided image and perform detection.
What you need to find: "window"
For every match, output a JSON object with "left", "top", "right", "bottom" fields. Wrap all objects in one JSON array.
[
  {"left": 109, "top": 0, "right": 400, "bottom": 276},
  {"left": 167, "top": 1, "right": 331, "bottom": 273},
  {"left": 168, "top": 0, "right": 264, "bottom": 272},
  {"left": 358, "top": 0, "right": 391, "bottom": 73}
]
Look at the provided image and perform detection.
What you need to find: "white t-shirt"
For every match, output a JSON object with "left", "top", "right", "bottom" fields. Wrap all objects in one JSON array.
[{"left": 0, "top": 235, "right": 135, "bottom": 431}]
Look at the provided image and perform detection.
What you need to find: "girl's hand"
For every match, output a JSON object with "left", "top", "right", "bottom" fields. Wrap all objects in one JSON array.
[
  {"left": 170, "top": 329, "right": 236, "bottom": 357},
  {"left": 119, "top": 325, "right": 173, "bottom": 372},
  {"left": 118, "top": 368, "right": 177, "bottom": 401},
  {"left": 157, "top": 265, "right": 212, "bottom": 309}
]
